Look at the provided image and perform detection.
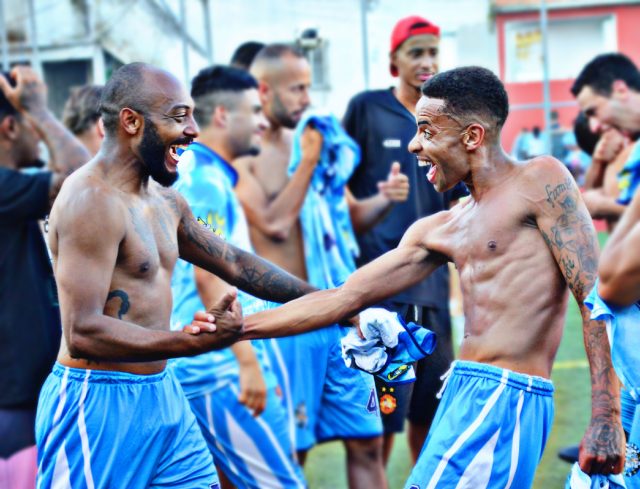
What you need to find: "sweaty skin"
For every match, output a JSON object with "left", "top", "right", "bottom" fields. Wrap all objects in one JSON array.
[
  {"left": 48, "top": 66, "right": 315, "bottom": 376},
  {"left": 244, "top": 95, "right": 625, "bottom": 476}
]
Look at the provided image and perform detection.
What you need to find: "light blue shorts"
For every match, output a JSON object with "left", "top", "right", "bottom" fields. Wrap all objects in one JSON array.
[
  {"left": 405, "top": 361, "right": 554, "bottom": 489},
  {"left": 267, "top": 326, "right": 382, "bottom": 451},
  {"left": 36, "top": 363, "right": 218, "bottom": 489},
  {"left": 188, "top": 382, "right": 306, "bottom": 488}
]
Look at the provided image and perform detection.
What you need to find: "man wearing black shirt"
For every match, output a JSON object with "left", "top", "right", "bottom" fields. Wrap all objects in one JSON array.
[
  {"left": 344, "top": 15, "right": 467, "bottom": 464},
  {"left": 0, "top": 67, "right": 89, "bottom": 488}
]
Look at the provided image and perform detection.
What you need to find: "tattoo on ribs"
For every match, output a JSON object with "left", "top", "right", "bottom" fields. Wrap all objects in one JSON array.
[{"left": 107, "top": 289, "right": 131, "bottom": 319}]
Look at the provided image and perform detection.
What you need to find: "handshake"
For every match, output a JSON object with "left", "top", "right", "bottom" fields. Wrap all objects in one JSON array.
[{"left": 182, "top": 289, "right": 244, "bottom": 352}]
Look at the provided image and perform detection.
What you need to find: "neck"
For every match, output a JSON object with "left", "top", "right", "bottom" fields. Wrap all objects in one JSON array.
[
  {"left": 97, "top": 136, "right": 150, "bottom": 194},
  {"left": 197, "top": 129, "right": 233, "bottom": 163},
  {"left": 394, "top": 80, "right": 422, "bottom": 114},
  {"left": 464, "top": 142, "right": 515, "bottom": 200},
  {"left": 0, "top": 150, "right": 18, "bottom": 170}
]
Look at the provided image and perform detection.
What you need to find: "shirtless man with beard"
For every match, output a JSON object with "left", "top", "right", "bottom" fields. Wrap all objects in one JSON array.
[{"left": 35, "top": 62, "right": 315, "bottom": 489}]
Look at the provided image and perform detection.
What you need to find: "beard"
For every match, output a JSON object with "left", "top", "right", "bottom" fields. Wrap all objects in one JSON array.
[
  {"left": 139, "top": 117, "right": 178, "bottom": 187},
  {"left": 272, "top": 93, "right": 299, "bottom": 129}
]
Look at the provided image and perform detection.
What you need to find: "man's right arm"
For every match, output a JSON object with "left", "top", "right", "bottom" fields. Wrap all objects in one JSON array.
[
  {"left": 242, "top": 216, "right": 447, "bottom": 339},
  {"left": 0, "top": 67, "right": 91, "bottom": 208},
  {"left": 55, "top": 188, "right": 241, "bottom": 362},
  {"left": 235, "top": 126, "right": 322, "bottom": 241}
]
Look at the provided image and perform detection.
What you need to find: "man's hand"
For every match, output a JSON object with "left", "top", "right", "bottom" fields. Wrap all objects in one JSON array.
[
  {"left": 0, "top": 66, "right": 48, "bottom": 115},
  {"left": 579, "top": 415, "right": 625, "bottom": 475},
  {"left": 237, "top": 358, "right": 267, "bottom": 416},
  {"left": 182, "top": 311, "right": 217, "bottom": 335},
  {"left": 300, "top": 125, "right": 323, "bottom": 166},
  {"left": 593, "top": 129, "right": 625, "bottom": 165},
  {"left": 378, "top": 162, "right": 410, "bottom": 203}
]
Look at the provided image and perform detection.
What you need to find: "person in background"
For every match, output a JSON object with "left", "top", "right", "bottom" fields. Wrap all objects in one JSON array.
[
  {"left": 0, "top": 66, "right": 90, "bottom": 489},
  {"left": 343, "top": 15, "right": 467, "bottom": 464},
  {"left": 62, "top": 85, "right": 104, "bottom": 156}
]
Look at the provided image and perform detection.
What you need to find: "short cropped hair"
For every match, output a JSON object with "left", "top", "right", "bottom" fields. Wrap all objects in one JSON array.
[
  {"left": 99, "top": 62, "right": 151, "bottom": 136},
  {"left": 0, "top": 72, "right": 17, "bottom": 121},
  {"left": 190, "top": 65, "right": 258, "bottom": 127},
  {"left": 422, "top": 66, "right": 509, "bottom": 130},
  {"left": 230, "top": 41, "right": 265, "bottom": 71},
  {"left": 573, "top": 112, "right": 599, "bottom": 156},
  {"left": 62, "top": 85, "right": 103, "bottom": 135},
  {"left": 572, "top": 53, "right": 640, "bottom": 97}
]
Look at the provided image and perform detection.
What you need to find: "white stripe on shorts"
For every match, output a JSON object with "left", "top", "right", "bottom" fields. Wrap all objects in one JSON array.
[
  {"left": 77, "top": 370, "right": 95, "bottom": 489},
  {"left": 426, "top": 370, "right": 509, "bottom": 489}
]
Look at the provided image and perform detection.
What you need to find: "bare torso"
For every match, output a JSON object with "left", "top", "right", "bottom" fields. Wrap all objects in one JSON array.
[
  {"left": 427, "top": 163, "right": 569, "bottom": 378},
  {"left": 49, "top": 162, "right": 181, "bottom": 374},
  {"left": 243, "top": 130, "right": 308, "bottom": 279}
]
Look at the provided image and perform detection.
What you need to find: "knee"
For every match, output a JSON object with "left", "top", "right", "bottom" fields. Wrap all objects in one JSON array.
[{"left": 344, "top": 436, "right": 383, "bottom": 464}]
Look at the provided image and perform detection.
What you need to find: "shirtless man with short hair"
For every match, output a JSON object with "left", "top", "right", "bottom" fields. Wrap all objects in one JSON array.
[
  {"left": 35, "top": 62, "right": 315, "bottom": 489},
  {"left": 242, "top": 66, "right": 625, "bottom": 488}
]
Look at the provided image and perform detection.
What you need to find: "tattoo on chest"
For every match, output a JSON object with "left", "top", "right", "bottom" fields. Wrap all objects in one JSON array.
[{"left": 106, "top": 289, "right": 130, "bottom": 319}]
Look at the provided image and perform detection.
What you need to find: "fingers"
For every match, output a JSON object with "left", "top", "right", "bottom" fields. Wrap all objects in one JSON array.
[
  {"left": 193, "top": 311, "right": 215, "bottom": 323},
  {"left": 212, "top": 288, "right": 238, "bottom": 313},
  {"left": 389, "top": 161, "right": 401, "bottom": 175},
  {"left": 237, "top": 388, "right": 266, "bottom": 416}
]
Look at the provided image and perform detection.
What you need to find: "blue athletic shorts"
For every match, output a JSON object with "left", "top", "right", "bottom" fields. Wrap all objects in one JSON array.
[
  {"left": 188, "top": 382, "right": 305, "bottom": 488},
  {"left": 405, "top": 360, "right": 554, "bottom": 489},
  {"left": 36, "top": 363, "right": 218, "bottom": 489},
  {"left": 268, "top": 325, "right": 382, "bottom": 451}
]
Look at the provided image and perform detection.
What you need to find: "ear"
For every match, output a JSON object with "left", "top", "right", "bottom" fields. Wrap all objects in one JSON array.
[
  {"left": 612, "top": 79, "right": 630, "bottom": 99},
  {"left": 390, "top": 52, "right": 398, "bottom": 74},
  {"left": 462, "top": 123, "right": 485, "bottom": 151},
  {"left": 120, "top": 108, "right": 143, "bottom": 135},
  {"left": 257, "top": 80, "right": 270, "bottom": 102},
  {"left": 0, "top": 115, "right": 19, "bottom": 141},
  {"left": 212, "top": 105, "right": 228, "bottom": 128},
  {"left": 96, "top": 118, "right": 105, "bottom": 139}
]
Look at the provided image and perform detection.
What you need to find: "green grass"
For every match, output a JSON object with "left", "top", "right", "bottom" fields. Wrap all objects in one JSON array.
[{"left": 303, "top": 233, "right": 610, "bottom": 487}]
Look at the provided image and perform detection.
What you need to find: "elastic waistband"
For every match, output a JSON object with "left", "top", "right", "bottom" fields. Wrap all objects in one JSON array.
[
  {"left": 52, "top": 362, "right": 168, "bottom": 385},
  {"left": 452, "top": 360, "right": 554, "bottom": 396}
]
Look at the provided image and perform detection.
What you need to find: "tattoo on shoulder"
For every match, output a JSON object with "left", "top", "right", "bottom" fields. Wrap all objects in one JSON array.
[
  {"left": 107, "top": 289, "right": 130, "bottom": 319},
  {"left": 545, "top": 177, "right": 573, "bottom": 208}
]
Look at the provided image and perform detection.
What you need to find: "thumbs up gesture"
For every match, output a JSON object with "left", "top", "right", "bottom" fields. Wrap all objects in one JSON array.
[{"left": 377, "top": 161, "right": 409, "bottom": 203}]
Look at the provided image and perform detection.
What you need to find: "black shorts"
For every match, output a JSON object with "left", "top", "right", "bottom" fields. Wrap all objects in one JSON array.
[{"left": 374, "top": 303, "right": 453, "bottom": 433}]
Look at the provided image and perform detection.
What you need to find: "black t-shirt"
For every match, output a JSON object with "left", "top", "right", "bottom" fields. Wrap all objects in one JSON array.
[
  {"left": 0, "top": 168, "right": 61, "bottom": 408},
  {"left": 344, "top": 88, "right": 467, "bottom": 308}
]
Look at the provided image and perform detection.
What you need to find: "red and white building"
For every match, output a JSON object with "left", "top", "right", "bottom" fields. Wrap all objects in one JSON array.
[{"left": 493, "top": 0, "right": 640, "bottom": 151}]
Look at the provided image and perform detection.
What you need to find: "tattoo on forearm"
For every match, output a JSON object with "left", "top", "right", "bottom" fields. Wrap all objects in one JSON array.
[
  {"left": 182, "top": 214, "right": 314, "bottom": 302},
  {"left": 107, "top": 289, "right": 130, "bottom": 319}
]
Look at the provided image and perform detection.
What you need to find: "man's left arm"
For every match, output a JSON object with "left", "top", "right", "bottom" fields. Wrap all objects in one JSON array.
[
  {"left": 171, "top": 190, "right": 317, "bottom": 303},
  {"left": 347, "top": 162, "right": 409, "bottom": 234},
  {"left": 535, "top": 160, "right": 624, "bottom": 475}
]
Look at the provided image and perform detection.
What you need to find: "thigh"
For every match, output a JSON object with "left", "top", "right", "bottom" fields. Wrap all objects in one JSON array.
[{"left": 190, "top": 385, "right": 305, "bottom": 489}]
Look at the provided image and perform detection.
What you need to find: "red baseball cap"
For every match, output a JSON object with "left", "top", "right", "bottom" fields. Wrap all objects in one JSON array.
[{"left": 389, "top": 16, "right": 441, "bottom": 76}]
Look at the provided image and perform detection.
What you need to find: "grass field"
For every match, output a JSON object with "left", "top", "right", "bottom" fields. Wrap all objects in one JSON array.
[{"left": 303, "top": 235, "right": 608, "bottom": 488}]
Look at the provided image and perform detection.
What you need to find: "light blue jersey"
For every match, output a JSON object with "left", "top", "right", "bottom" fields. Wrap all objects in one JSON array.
[
  {"left": 170, "top": 143, "right": 276, "bottom": 396},
  {"left": 171, "top": 143, "right": 304, "bottom": 488}
]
